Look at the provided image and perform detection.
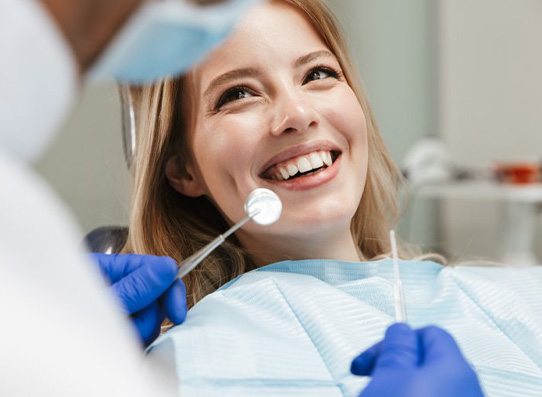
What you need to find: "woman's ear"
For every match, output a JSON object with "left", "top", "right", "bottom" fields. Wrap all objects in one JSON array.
[{"left": 165, "top": 155, "right": 206, "bottom": 197}]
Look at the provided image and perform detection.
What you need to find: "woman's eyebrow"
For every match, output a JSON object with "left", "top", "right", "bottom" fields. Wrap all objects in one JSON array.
[
  {"left": 203, "top": 67, "right": 259, "bottom": 100},
  {"left": 294, "top": 50, "right": 336, "bottom": 67}
]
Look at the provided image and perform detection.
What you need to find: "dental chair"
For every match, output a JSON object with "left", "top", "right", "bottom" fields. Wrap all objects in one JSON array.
[
  {"left": 84, "top": 226, "right": 129, "bottom": 254},
  {"left": 83, "top": 88, "right": 135, "bottom": 254}
]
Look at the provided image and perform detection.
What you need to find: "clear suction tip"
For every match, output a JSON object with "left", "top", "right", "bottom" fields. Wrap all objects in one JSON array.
[{"left": 244, "top": 188, "right": 282, "bottom": 225}]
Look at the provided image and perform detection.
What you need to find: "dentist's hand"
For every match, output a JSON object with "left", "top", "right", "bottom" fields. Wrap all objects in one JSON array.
[
  {"left": 351, "top": 323, "right": 485, "bottom": 397},
  {"left": 91, "top": 253, "right": 187, "bottom": 347}
]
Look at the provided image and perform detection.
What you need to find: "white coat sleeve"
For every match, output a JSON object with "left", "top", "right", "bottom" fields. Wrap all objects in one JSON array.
[
  {"left": 0, "top": 0, "right": 77, "bottom": 160},
  {"left": 0, "top": 1, "right": 177, "bottom": 396}
]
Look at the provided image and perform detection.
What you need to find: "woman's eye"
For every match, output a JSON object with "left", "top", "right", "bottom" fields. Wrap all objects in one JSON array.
[
  {"left": 303, "top": 66, "right": 340, "bottom": 84},
  {"left": 215, "top": 87, "right": 254, "bottom": 110}
]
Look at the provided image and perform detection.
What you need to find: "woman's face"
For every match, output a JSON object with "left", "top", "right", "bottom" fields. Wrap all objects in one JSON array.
[{"left": 175, "top": 1, "right": 368, "bottom": 259}]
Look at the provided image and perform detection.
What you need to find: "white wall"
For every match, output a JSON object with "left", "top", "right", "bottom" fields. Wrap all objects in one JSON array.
[
  {"left": 33, "top": 84, "right": 131, "bottom": 234},
  {"left": 439, "top": 0, "right": 542, "bottom": 261}
]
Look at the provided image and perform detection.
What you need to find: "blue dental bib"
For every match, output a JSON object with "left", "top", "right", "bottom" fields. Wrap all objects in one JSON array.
[{"left": 148, "top": 259, "right": 542, "bottom": 396}]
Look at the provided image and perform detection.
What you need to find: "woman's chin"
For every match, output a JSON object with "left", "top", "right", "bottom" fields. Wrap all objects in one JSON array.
[{"left": 273, "top": 216, "right": 354, "bottom": 240}]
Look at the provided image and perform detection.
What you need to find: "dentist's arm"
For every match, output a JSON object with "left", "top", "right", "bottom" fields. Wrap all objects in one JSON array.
[
  {"left": 91, "top": 253, "right": 187, "bottom": 346},
  {"left": 40, "top": 0, "right": 229, "bottom": 73},
  {"left": 352, "top": 324, "right": 485, "bottom": 397},
  {"left": 40, "top": 0, "right": 141, "bottom": 73}
]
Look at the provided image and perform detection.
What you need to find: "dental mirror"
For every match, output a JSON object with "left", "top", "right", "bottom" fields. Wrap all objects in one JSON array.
[
  {"left": 176, "top": 188, "right": 282, "bottom": 279},
  {"left": 244, "top": 188, "right": 282, "bottom": 225}
]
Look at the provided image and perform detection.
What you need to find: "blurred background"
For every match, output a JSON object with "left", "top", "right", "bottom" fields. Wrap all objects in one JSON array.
[{"left": 33, "top": 0, "right": 542, "bottom": 263}]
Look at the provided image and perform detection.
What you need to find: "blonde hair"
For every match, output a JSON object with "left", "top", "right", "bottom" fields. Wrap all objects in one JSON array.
[{"left": 122, "top": 0, "right": 441, "bottom": 306}]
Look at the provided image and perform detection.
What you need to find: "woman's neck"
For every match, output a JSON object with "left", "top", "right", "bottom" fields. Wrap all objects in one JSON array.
[{"left": 237, "top": 227, "right": 363, "bottom": 267}]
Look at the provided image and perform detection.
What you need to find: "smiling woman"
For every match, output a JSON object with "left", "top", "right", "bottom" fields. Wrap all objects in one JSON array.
[
  {"left": 120, "top": 1, "right": 542, "bottom": 396},
  {"left": 122, "top": 0, "right": 415, "bottom": 304}
]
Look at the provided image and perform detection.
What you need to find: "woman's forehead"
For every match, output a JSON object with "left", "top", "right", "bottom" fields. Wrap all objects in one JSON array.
[{"left": 194, "top": 1, "right": 330, "bottom": 88}]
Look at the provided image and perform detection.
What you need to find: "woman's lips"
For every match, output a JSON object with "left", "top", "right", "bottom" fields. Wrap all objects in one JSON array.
[{"left": 261, "top": 153, "right": 342, "bottom": 191}]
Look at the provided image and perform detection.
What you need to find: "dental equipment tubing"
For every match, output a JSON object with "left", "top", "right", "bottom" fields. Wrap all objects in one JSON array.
[
  {"left": 390, "top": 230, "right": 408, "bottom": 323},
  {"left": 176, "top": 188, "right": 282, "bottom": 279}
]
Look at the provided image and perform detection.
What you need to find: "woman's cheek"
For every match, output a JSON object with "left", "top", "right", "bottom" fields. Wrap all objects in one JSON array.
[
  {"left": 201, "top": 118, "right": 260, "bottom": 175},
  {"left": 334, "top": 89, "right": 366, "bottom": 134}
]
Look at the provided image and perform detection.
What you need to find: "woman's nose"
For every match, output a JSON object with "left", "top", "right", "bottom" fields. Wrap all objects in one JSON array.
[{"left": 270, "top": 90, "right": 318, "bottom": 136}]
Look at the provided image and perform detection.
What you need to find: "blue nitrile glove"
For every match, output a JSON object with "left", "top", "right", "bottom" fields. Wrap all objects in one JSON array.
[
  {"left": 91, "top": 253, "right": 187, "bottom": 347},
  {"left": 351, "top": 323, "right": 485, "bottom": 397}
]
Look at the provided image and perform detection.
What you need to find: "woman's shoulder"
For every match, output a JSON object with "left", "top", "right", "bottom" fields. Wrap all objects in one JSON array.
[{"left": 444, "top": 262, "right": 542, "bottom": 285}]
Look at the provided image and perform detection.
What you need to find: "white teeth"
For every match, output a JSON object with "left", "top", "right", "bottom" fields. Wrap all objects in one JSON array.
[
  {"left": 266, "top": 150, "right": 336, "bottom": 181},
  {"left": 322, "top": 151, "right": 332, "bottom": 167},
  {"left": 287, "top": 163, "right": 298, "bottom": 176},
  {"left": 309, "top": 152, "right": 324, "bottom": 169},
  {"left": 279, "top": 167, "right": 290, "bottom": 180},
  {"left": 297, "top": 157, "right": 312, "bottom": 173}
]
